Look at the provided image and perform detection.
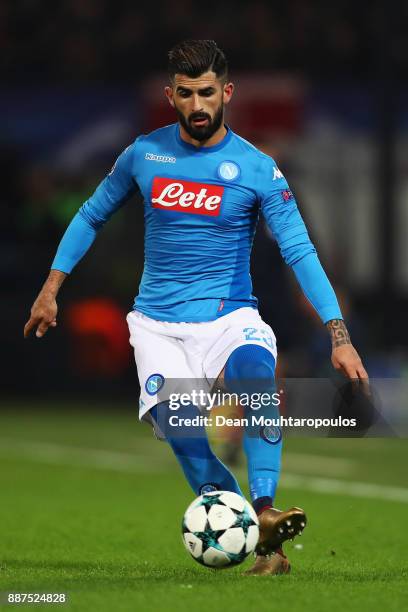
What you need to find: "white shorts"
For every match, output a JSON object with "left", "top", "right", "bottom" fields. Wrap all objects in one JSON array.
[{"left": 126, "top": 307, "right": 277, "bottom": 420}]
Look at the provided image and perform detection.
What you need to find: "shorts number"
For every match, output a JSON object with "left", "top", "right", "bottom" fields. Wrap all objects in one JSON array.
[
  {"left": 243, "top": 327, "right": 274, "bottom": 349},
  {"left": 243, "top": 327, "right": 260, "bottom": 342}
]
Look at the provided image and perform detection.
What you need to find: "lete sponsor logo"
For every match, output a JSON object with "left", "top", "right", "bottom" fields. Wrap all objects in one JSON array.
[{"left": 151, "top": 177, "right": 224, "bottom": 216}]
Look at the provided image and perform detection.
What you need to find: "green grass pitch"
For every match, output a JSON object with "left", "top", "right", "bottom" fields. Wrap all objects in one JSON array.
[{"left": 0, "top": 403, "right": 407, "bottom": 611}]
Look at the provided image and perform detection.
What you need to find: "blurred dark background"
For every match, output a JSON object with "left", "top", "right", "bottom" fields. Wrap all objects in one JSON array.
[{"left": 2, "top": 0, "right": 407, "bottom": 401}]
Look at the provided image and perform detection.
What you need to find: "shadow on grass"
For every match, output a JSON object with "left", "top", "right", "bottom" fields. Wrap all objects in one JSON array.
[
  {"left": 1, "top": 558, "right": 228, "bottom": 583},
  {"left": 2, "top": 559, "right": 407, "bottom": 585}
]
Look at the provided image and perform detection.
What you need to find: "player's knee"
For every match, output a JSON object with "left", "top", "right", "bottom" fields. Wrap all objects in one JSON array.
[
  {"left": 224, "top": 344, "right": 276, "bottom": 395},
  {"left": 150, "top": 400, "right": 208, "bottom": 441},
  {"left": 150, "top": 401, "right": 216, "bottom": 460}
]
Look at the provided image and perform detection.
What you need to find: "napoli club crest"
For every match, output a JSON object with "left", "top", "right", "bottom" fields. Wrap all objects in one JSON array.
[
  {"left": 260, "top": 425, "right": 282, "bottom": 445},
  {"left": 217, "top": 161, "right": 240, "bottom": 182},
  {"left": 145, "top": 373, "right": 165, "bottom": 395}
]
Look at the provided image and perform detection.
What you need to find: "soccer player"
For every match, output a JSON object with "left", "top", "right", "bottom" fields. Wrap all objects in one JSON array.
[{"left": 24, "top": 40, "right": 368, "bottom": 575}]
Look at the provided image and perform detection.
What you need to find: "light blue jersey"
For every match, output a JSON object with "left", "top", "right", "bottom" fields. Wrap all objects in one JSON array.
[{"left": 52, "top": 123, "right": 342, "bottom": 323}]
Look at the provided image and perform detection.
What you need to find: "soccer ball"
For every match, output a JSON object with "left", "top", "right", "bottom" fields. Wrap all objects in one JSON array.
[{"left": 182, "top": 491, "right": 259, "bottom": 568}]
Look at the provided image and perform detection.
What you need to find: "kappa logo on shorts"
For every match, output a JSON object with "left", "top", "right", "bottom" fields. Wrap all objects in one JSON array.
[
  {"left": 145, "top": 373, "right": 165, "bottom": 395},
  {"left": 151, "top": 177, "right": 224, "bottom": 216},
  {"left": 260, "top": 425, "right": 282, "bottom": 445}
]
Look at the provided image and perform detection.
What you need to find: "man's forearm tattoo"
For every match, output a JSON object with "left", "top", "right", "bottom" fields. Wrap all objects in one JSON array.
[{"left": 326, "top": 319, "right": 351, "bottom": 348}]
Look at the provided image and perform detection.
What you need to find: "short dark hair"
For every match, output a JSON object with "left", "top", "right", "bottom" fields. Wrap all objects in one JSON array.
[{"left": 168, "top": 40, "right": 228, "bottom": 81}]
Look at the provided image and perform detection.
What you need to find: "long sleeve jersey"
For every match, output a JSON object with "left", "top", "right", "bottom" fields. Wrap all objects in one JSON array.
[{"left": 52, "top": 123, "right": 342, "bottom": 323}]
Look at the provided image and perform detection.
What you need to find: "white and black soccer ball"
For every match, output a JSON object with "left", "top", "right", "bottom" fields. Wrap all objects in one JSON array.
[{"left": 182, "top": 491, "right": 259, "bottom": 568}]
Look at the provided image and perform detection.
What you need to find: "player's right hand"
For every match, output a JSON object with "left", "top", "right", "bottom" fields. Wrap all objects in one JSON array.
[{"left": 24, "top": 294, "right": 58, "bottom": 339}]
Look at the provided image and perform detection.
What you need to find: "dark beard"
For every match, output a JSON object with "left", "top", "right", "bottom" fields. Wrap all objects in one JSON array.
[{"left": 175, "top": 102, "right": 224, "bottom": 142}]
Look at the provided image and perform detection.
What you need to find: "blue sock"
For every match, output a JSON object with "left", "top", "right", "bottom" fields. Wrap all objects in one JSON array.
[
  {"left": 225, "top": 344, "right": 282, "bottom": 508},
  {"left": 150, "top": 402, "right": 243, "bottom": 497}
]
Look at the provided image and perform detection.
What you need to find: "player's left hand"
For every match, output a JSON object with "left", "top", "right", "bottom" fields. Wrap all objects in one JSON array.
[{"left": 331, "top": 344, "right": 368, "bottom": 380}]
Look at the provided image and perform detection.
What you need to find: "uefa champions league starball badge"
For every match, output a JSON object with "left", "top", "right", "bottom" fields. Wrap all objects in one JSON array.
[{"left": 217, "top": 161, "right": 241, "bottom": 182}]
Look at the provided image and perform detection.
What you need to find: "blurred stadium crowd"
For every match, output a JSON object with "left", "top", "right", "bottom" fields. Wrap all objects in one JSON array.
[
  {"left": 2, "top": 0, "right": 407, "bottom": 82},
  {"left": 2, "top": 1, "right": 407, "bottom": 398}
]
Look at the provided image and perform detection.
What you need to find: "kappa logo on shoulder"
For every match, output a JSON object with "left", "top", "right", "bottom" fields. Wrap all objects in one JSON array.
[
  {"left": 272, "top": 166, "right": 284, "bottom": 180},
  {"left": 108, "top": 145, "right": 131, "bottom": 176},
  {"left": 151, "top": 177, "right": 224, "bottom": 216}
]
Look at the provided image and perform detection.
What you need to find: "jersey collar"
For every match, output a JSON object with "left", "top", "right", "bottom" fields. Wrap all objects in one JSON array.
[{"left": 175, "top": 123, "right": 232, "bottom": 153}]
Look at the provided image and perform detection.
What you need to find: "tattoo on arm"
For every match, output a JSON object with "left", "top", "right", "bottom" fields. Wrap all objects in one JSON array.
[{"left": 326, "top": 319, "right": 351, "bottom": 348}]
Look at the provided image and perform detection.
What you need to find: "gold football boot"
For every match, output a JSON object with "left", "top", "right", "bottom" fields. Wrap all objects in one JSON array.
[{"left": 244, "top": 506, "right": 307, "bottom": 576}]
